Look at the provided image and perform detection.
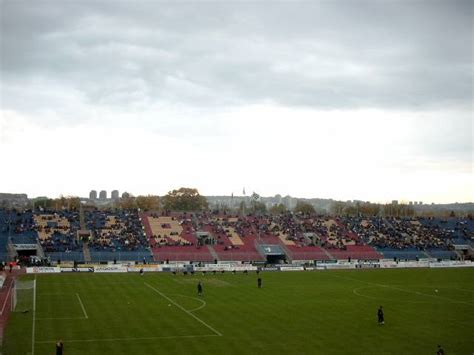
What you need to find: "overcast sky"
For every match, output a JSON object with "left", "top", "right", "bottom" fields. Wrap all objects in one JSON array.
[{"left": 0, "top": 0, "right": 472, "bottom": 203}]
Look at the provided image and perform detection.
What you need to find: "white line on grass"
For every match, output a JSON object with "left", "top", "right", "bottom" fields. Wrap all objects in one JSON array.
[
  {"left": 36, "top": 293, "right": 72, "bottom": 296},
  {"left": 352, "top": 286, "right": 441, "bottom": 304},
  {"left": 330, "top": 273, "right": 474, "bottom": 306},
  {"left": 76, "top": 293, "right": 88, "bottom": 319},
  {"left": 169, "top": 294, "right": 207, "bottom": 313},
  {"left": 453, "top": 287, "right": 474, "bottom": 294},
  {"left": 35, "top": 334, "right": 219, "bottom": 344},
  {"left": 0, "top": 280, "right": 13, "bottom": 315},
  {"left": 31, "top": 275, "right": 37, "bottom": 355},
  {"left": 144, "top": 282, "right": 222, "bottom": 336},
  {"left": 36, "top": 316, "right": 87, "bottom": 320}
]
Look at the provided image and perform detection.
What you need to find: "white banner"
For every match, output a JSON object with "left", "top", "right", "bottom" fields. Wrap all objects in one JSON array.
[
  {"left": 127, "top": 266, "right": 162, "bottom": 272},
  {"left": 94, "top": 265, "right": 128, "bottom": 273},
  {"left": 430, "top": 261, "right": 473, "bottom": 268},
  {"left": 26, "top": 267, "right": 60, "bottom": 273},
  {"left": 279, "top": 266, "right": 304, "bottom": 271},
  {"left": 13, "top": 244, "right": 37, "bottom": 250},
  {"left": 193, "top": 265, "right": 257, "bottom": 272},
  {"left": 60, "top": 267, "right": 94, "bottom": 272}
]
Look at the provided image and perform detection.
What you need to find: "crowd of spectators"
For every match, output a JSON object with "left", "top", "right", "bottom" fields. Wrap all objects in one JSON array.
[
  {"left": 2, "top": 208, "right": 471, "bottom": 259},
  {"left": 86, "top": 210, "right": 149, "bottom": 252},
  {"left": 35, "top": 211, "right": 81, "bottom": 253}
]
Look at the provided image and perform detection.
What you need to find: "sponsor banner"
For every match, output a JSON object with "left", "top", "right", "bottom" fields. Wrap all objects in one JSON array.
[
  {"left": 194, "top": 266, "right": 225, "bottom": 272},
  {"left": 380, "top": 262, "right": 398, "bottom": 268},
  {"left": 94, "top": 266, "right": 127, "bottom": 273},
  {"left": 60, "top": 267, "right": 94, "bottom": 272},
  {"left": 26, "top": 267, "right": 60, "bottom": 274},
  {"left": 193, "top": 265, "right": 257, "bottom": 272},
  {"left": 430, "top": 261, "right": 473, "bottom": 268},
  {"left": 355, "top": 263, "right": 380, "bottom": 269},
  {"left": 202, "top": 264, "right": 232, "bottom": 270},
  {"left": 279, "top": 266, "right": 304, "bottom": 271},
  {"left": 322, "top": 264, "right": 356, "bottom": 270},
  {"left": 127, "top": 266, "right": 162, "bottom": 272},
  {"left": 260, "top": 267, "right": 279, "bottom": 271},
  {"left": 13, "top": 244, "right": 37, "bottom": 250},
  {"left": 232, "top": 265, "right": 257, "bottom": 271}
]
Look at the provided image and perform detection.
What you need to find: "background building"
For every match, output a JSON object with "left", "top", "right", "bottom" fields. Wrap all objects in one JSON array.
[
  {"left": 99, "top": 190, "right": 107, "bottom": 200},
  {"left": 89, "top": 190, "right": 97, "bottom": 200}
]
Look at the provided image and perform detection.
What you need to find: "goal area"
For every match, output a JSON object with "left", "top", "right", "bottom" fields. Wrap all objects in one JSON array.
[{"left": 11, "top": 279, "right": 36, "bottom": 313}]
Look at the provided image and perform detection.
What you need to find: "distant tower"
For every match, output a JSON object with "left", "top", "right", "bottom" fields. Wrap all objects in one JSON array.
[
  {"left": 111, "top": 190, "right": 119, "bottom": 199},
  {"left": 99, "top": 190, "right": 107, "bottom": 200},
  {"left": 89, "top": 190, "right": 97, "bottom": 200},
  {"left": 122, "top": 192, "right": 130, "bottom": 199}
]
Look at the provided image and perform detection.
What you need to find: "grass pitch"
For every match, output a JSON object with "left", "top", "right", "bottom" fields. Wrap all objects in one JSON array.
[{"left": 3, "top": 268, "right": 473, "bottom": 355}]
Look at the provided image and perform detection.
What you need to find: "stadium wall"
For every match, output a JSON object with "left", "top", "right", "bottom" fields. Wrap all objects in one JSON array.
[{"left": 25, "top": 260, "right": 473, "bottom": 274}]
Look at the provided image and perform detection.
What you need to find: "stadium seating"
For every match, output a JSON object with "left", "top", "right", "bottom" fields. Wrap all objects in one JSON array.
[{"left": 0, "top": 208, "right": 468, "bottom": 263}]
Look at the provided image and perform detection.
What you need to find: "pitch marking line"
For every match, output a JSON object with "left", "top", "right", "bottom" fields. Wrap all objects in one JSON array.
[
  {"left": 36, "top": 294, "right": 89, "bottom": 320},
  {"left": 144, "top": 282, "right": 222, "bottom": 336},
  {"left": 36, "top": 317, "right": 87, "bottom": 320},
  {"left": 76, "top": 293, "right": 88, "bottom": 319},
  {"left": 36, "top": 334, "right": 219, "bottom": 344},
  {"left": 453, "top": 287, "right": 474, "bottom": 294},
  {"left": 0, "top": 279, "right": 14, "bottom": 315},
  {"left": 170, "top": 294, "right": 207, "bottom": 313},
  {"left": 31, "top": 275, "right": 37, "bottom": 355},
  {"left": 331, "top": 273, "right": 474, "bottom": 306},
  {"left": 353, "top": 286, "right": 440, "bottom": 304}
]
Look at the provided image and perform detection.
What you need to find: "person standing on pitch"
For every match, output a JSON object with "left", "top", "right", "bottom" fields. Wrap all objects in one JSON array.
[
  {"left": 377, "top": 306, "right": 384, "bottom": 325},
  {"left": 56, "top": 339, "right": 63, "bottom": 355},
  {"left": 197, "top": 281, "right": 203, "bottom": 296},
  {"left": 257, "top": 277, "right": 262, "bottom": 288}
]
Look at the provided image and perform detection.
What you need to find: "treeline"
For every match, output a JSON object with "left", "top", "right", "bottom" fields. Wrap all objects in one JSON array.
[
  {"left": 26, "top": 189, "right": 473, "bottom": 218},
  {"left": 216, "top": 200, "right": 472, "bottom": 218}
]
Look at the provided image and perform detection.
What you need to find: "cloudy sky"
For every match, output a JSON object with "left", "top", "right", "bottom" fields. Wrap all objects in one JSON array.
[{"left": 0, "top": 0, "right": 472, "bottom": 203}]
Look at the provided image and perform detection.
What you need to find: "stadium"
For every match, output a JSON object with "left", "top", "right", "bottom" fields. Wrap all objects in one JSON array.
[
  {"left": 1, "top": 0, "right": 473, "bottom": 354},
  {"left": 1, "top": 201, "right": 473, "bottom": 354}
]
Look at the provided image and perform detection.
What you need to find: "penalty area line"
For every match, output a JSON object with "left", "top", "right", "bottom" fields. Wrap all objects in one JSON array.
[
  {"left": 144, "top": 282, "right": 222, "bottom": 336},
  {"left": 330, "top": 273, "right": 474, "bottom": 306},
  {"left": 76, "top": 293, "right": 88, "bottom": 319},
  {"left": 36, "top": 334, "right": 219, "bottom": 344}
]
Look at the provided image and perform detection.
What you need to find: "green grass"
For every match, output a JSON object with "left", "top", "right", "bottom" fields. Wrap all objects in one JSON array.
[{"left": 4, "top": 268, "right": 474, "bottom": 355}]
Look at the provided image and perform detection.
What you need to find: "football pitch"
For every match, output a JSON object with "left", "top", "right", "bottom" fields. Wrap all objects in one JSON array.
[{"left": 4, "top": 268, "right": 473, "bottom": 355}]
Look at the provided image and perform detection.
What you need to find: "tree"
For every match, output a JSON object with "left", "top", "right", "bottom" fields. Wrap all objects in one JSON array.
[
  {"left": 119, "top": 197, "right": 137, "bottom": 210},
  {"left": 236, "top": 200, "right": 245, "bottom": 215},
  {"left": 270, "top": 203, "right": 287, "bottom": 214},
  {"left": 162, "top": 188, "right": 208, "bottom": 211},
  {"left": 330, "top": 201, "right": 346, "bottom": 216},
  {"left": 50, "top": 196, "right": 80, "bottom": 210},
  {"left": 251, "top": 201, "right": 267, "bottom": 214},
  {"left": 294, "top": 201, "right": 315, "bottom": 215},
  {"left": 135, "top": 195, "right": 160, "bottom": 211},
  {"left": 32, "top": 197, "right": 54, "bottom": 210}
]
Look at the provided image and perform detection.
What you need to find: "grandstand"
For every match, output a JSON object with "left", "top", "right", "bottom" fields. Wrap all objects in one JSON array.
[
  {"left": 142, "top": 213, "right": 214, "bottom": 262},
  {"left": 0, "top": 208, "right": 472, "bottom": 263}
]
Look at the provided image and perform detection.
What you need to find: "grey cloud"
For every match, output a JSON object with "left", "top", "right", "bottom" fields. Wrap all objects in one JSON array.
[{"left": 1, "top": 0, "right": 472, "bottom": 114}]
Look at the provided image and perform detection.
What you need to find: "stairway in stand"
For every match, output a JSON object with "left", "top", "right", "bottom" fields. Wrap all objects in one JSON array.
[
  {"left": 321, "top": 247, "right": 335, "bottom": 260},
  {"left": 207, "top": 245, "right": 219, "bottom": 262},
  {"left": 79, "top": 205, "right": 86, "bottom": 230}
]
